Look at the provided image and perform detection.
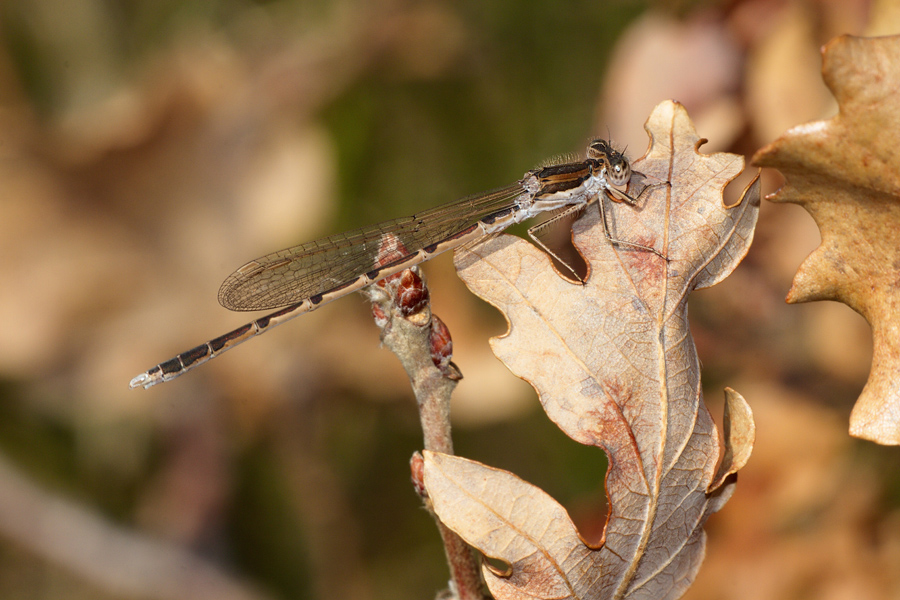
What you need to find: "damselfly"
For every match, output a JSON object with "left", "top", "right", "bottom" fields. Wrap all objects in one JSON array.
[{"left": 130, "top": 138, "right": 660, "bottom": 389}]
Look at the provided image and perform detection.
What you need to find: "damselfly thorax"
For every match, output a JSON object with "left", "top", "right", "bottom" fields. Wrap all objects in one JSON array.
[{"left": 130, "top": 139, "right": 662, "bottom": 389}]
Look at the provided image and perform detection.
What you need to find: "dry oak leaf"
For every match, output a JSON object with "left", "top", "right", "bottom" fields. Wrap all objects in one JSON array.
[
  {"left": 423, "top": 100, "right": 759, "bottom": 600},
  {"left": 753, "top": 34, "right": 900, "bottom": 445}
]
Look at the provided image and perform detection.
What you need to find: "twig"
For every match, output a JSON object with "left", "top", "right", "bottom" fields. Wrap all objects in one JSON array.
[{"left": 365, "top": 265, "right": 489, "bottom": 600}]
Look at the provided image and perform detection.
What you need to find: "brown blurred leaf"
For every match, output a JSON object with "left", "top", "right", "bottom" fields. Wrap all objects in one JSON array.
[
  {"left": 753, "top": 34, "right": 900, "bottom": 445},
  {"left": 423, "top": 101, "right": 759, "bottom": 600}
]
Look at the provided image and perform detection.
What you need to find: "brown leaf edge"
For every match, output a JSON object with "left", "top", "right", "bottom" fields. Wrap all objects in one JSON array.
[
  {"left": 709, "top": 387, "right": 756, "bottom": 494},
  {"left": 752, "top": 34, "right": 900, "bottom": 445}
]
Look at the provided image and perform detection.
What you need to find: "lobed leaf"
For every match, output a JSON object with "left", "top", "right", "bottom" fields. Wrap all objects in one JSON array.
[
  {"left": 754, "top": 34, "right": 900, "bottom": 445},
  {"left": 424, "top": 101, "right": 759, "bottom": 599}
]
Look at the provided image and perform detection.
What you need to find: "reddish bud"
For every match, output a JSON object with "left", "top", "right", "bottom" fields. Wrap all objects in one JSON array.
[
  {"left": 371, "top": 302, "right": 389, "bottom": 329},
  {"left": 410, "top": 452, "right": 427, "bottom": 499},
  {"left": 396, "top": 269, "right": 429, "bottom": 316},
  {"left": 430, "top": 315, "right": 462, "bottom": 380}
]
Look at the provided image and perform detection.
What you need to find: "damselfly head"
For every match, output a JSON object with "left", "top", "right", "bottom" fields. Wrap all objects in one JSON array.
[
  {"left": 587, "top": 139, "right": 631, "bottom": 186},
  {"left": 606, "top": 153, "right": 631, "bottom": 186}
]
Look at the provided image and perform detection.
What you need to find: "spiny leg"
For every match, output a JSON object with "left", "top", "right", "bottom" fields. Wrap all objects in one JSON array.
[
  {"left": 527, "top": 204, "right": 588, "bottom": 283},
  {"left": 608, "top": 177, "right": 668, "bottom": 205},
  {"left": 599, "top": 180, "right": 670, "bottom": 260}
]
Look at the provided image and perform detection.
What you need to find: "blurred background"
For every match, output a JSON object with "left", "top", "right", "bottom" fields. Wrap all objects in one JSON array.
[{"left": 0, "top": 0, "right": 899, "bottom": 598}]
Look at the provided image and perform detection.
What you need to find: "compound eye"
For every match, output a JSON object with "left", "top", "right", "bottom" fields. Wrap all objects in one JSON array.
[{"left": 609, "top": 161, "right": 631, "bottom": 186}]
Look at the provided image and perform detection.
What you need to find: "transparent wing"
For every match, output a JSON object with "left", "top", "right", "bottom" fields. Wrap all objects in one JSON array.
[{"left": 218, "top": 182, "right": 528, "bottom": 311}]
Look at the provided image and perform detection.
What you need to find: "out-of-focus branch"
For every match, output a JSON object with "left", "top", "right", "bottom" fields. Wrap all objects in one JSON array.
[{"left": 0, "top": 452, "right": 271, "bottom": 600}]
